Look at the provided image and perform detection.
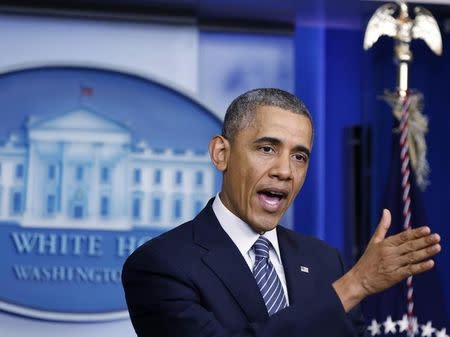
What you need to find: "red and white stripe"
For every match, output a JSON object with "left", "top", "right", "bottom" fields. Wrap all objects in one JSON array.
[{"left": 399, "top": 93, "right": 414, "bottom": 336}]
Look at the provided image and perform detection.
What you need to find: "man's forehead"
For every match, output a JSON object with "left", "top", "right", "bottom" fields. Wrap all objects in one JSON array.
[
  {"left": 254, "top": 105, "right": 309, "bottom": 121},
  {"left": 253, "top": 106, "right": 311, "bottom": 127},
  {"left": 249, "top": 107, "right": 312, "bottom": 145}
]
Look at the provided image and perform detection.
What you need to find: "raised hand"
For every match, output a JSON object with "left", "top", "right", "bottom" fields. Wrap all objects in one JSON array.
[{"left": 333, "top": 209, "right": 441, "bottom": 312}]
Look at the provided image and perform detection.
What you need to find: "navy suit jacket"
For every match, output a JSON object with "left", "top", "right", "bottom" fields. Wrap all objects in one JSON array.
[{"left": 122, "top": 199, "right": 367, "bottom": 337}]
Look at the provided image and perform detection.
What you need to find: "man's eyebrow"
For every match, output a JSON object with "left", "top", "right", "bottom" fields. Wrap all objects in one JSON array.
[
  {"left": 254, "top": 137, "right": 281, "bottom": 146},
  {"left": 254, "top": 137, "right": 311, "bottom": 157}
]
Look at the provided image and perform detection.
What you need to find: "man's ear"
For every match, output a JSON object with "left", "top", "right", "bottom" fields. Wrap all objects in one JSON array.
[{"left": 209, "top": 135, "right": 230, "bottom": 172}]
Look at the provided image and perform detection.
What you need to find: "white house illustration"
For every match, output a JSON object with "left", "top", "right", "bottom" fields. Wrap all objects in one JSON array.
[{"left": 0, "top": 109, "right": 214, "bottom": 230}]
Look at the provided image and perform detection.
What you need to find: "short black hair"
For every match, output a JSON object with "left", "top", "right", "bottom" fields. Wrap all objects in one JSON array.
[{"left": 222, "top": 88, "right": 313, "bottom": 141}]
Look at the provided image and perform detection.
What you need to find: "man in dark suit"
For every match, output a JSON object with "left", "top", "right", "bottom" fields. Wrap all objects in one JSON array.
[{"left": 122, "top": 88, "right": 441, "bottom": 337}]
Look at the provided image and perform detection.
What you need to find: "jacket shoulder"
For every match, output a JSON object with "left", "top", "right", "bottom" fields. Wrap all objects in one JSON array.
[
  {"left": 279, "top": 226, "right": 339, "bottom": 253},
  {"left": 278, "top": 225, "right": 345, "bottom": 272}
]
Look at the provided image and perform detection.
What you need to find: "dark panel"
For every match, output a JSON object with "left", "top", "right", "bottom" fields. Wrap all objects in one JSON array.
[{"left": 343, "top": 126, "right": 372, "bottom": 263}]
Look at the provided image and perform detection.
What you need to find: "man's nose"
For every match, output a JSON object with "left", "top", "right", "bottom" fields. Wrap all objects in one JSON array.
[{"left": 269, "top": 153, "right": 293, "bottom": 180}]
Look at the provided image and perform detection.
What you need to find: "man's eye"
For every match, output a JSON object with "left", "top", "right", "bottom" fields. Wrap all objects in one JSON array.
[
  {"left": 260, "top": 146, "right": 274, "bottom": 153},
  {"left": 294, "top": 153, "right": 308, "bottom": 162}
]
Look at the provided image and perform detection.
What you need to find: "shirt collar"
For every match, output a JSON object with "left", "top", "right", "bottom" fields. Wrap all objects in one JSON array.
[{"left": 212, "top": 193, "right": 282, "bottom": 262}]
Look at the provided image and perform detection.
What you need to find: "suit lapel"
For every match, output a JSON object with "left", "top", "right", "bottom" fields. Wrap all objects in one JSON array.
[
  {"left": 277, "top": 227, "right": 316, "bottom": 306},
  {"left": 193, "top": 201, "right": 269, "bottom": 322}
]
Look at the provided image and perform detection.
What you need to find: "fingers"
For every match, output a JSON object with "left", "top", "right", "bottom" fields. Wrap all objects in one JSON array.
[
  {"left": 397, "top": 233, "right": 441, "bottom": 254},
  {"left": 389, "top": 226, "right": 432, "bottom": 246},
  {"left": 371, "top": 209, "right": 392, "bottom": 243},
  {"left": 396, "top": 259, "right": 435, "bottom": 279},
  {"left": 397, "top": 242, "right": 441, "bottom": 266}
]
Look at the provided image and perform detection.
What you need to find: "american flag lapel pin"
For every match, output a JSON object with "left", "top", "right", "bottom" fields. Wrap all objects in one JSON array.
[{"left": 300, "top": 266, "right": 309, "bottom": 273}]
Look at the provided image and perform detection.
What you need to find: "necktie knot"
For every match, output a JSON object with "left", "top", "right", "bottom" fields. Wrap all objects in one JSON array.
[{"left": 253, "top": 236, "right": 270, "bottom": 260}]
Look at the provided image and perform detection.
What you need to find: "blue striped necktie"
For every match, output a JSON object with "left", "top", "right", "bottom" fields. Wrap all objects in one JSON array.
[{"left": 252, "top": 236, "right": 288, "bottom": 316}]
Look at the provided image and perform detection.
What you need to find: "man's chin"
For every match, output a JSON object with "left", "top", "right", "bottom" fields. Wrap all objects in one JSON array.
[{"left": 251, "top": 216, "right": 282, "bottom": 233}]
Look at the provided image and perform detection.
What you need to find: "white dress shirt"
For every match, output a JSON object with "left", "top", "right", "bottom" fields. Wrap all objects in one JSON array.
[{"left": 212, "top": 194, "right": 289, "bottom": 304}]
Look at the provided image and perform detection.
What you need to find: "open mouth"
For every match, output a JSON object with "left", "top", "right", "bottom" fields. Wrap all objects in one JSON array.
[{"left": 257, "top": 189, "right": 288, "bottom": 212}]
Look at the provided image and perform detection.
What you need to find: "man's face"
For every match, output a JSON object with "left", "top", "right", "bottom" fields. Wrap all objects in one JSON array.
[{"left": 216, "top": 105, "right": 312, "bottom": 233}]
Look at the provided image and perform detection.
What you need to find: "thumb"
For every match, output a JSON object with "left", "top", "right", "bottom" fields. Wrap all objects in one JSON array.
[{"left": 371, "top": 209, "right": 392, "bottom": 244}]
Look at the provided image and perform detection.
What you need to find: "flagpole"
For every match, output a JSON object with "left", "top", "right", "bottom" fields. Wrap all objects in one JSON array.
[
  {"left": 399, "top": 94, "right": 414, "bottom": 335},
  {"left": 363, "top": 1, "right": 442, "bottom": 335}
]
